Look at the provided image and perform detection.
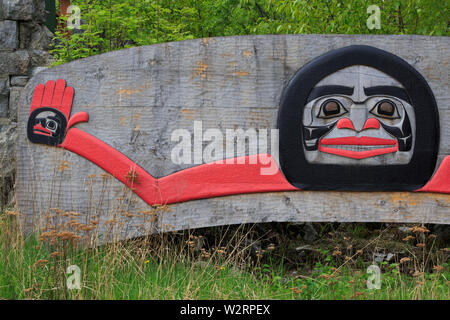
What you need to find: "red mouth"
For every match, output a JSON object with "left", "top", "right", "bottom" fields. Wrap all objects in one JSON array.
[
  {"left": 33, "top": 123, "right": 52, "bottom": 136},
  {"left": 318, "top": 136, "right": 398, "bottom": 159}
]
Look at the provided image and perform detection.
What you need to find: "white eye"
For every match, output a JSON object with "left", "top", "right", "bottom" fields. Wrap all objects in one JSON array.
[
  {"left": 46, "top": 119, "right": 58, "bottom": 131},
  {"left": 317, "top": 99, "right": 348, "bottom": 119},
  {"left": 370, "top": 99, "right": 400, "bottom": 119}
]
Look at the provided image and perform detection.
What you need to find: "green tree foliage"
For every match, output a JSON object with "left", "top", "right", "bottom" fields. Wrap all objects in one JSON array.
[{"left": 51, "top": 0, "right": 449, "bottom": 65}]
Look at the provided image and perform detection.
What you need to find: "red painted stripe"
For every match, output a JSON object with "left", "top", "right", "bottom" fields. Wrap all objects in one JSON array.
[
  {"left": 62, "top": 128, "right": 298, "bottom": 205},
  {"left": 41, "top": 80, "right": 55, "bottom": 107},
  {"left": 51, "top": 79, "right": 66, "bottom": 108},
  {"left": 417, "top": 156, "right": 450, "bottom": 193},
  {"left": 30, "top": 83, "right": 44, "bottom": 115},
  {"left": 66, "top": 111, "right": 89, "bottom": 131},
  {"left": 33, "top": 123, "right": 52, "bottom": 135},
  {"left": 62, "top": 128, "right": 159, "bottom": 205},
  {"left": 318, "top": 144, "right": 398, "bottom": 159},
  {"left": 60, "top": 86, "right": 74, "bottom": 120},
  {"left": 320, "top": 136, "right": 397, "bottom": 146},
  {"left": 158, "top": 155, "right": 298, "bottom": 204}
]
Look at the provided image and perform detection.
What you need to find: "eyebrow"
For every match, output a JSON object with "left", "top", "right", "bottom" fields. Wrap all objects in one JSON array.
[
  {"left": 306, "top": 85, "right": 354, "bottom": 103},
  {"left": 364, "top": 86, "right": 410, "bottom": 103}
]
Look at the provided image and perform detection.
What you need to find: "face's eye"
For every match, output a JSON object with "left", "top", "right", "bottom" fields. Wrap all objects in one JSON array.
[
  {"left": 317, "top": 99, "right": 348, "bottom": 119},
  {"left": 46, "top": 119, "right": 58, "bottom": 132},
  {"left": 370, "top": 100, "right": 399, "bottom": 119}
]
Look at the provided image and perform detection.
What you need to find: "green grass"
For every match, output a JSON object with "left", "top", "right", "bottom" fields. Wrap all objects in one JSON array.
[{"left": 0, "top": 216, "right": 448, "bottom": 300}]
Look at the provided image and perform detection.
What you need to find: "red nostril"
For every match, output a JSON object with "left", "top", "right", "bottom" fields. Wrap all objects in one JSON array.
[
  {"left": 362, "top": 118, "right": 380, "bottom": 130},
  {"left": 336, "top": 118, "right": 355, "bottom": 130}
]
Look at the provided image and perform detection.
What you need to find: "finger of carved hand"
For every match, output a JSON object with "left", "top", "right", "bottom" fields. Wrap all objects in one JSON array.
[
  {"left": 41, "top": 80, "right": 55, "bottom": 107},
  {"left": 51, "top": 79, "right": 66, "bottom": 108},
  {"left": 30, "top": 83, "right": 44, "bottom": 115},
  {"left": 60, "top": 86, "right": 74, "bottom": 119},
  {"left": 67, "top": 111, "right": 89, "bottom": 131}
]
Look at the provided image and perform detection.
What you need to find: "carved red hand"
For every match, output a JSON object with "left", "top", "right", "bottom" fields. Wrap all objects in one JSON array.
[{"left": 27, "top": 79, "right": 88, "bottom": 146}]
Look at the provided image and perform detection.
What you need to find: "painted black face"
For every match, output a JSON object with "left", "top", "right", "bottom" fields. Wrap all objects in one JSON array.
[
  {"left": 27, "top": 107, "right": 67, "bottom": 146},
  {"left": 302, "top": 67, "right": 415, "bottom": 165},
  {"left": 278, "top": 45, "right": 439, "bottom": 191}
]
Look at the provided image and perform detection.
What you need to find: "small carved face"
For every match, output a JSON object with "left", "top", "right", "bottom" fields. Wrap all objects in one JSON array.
[
  {"left": 302, "top": 66, "right": 415, "bottom": 165},
  {"left": 27, "top": 107, "right": 67, "bottom": 146}
]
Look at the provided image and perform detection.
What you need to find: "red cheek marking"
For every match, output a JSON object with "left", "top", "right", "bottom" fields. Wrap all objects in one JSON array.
[
  {"left": 362, "top": 118, "right": 380, "bottom": 130},
  {"left": 33, "top": 123, "right": 52, "bottom": 135},
  {"left": 336, "top": 118, "right": 355, "bottom": 130}
]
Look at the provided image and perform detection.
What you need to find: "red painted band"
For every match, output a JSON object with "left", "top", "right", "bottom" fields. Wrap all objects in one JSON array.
[
  {"left": 62, "top": 128, "right": 448, "bottom": 200},
  {"left": 61, "top": 128, "right": 159, "bottom": 205},
  {"left": 318, "top": 144, "right": 398, "bottom": 159},
  {"left": 61, "top": 128, "right": 298, "bottom": 205},
  {"left": 417, "top": 156, "right": 450, "bottom": 194},
  {"left": 33, "top": 123, "right": 52, "bottom": 135},
  {"left": 320, "top": 136, "right": 397, "bottom": 146},
  {"left": 158, "top": 155, "right": 298, "bottom": 204},
  {"left": 318, "top": 137, "right": 398, "bottom": 159}
]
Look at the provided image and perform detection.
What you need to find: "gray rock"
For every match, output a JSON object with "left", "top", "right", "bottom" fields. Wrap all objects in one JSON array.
[
  {"left": 0, "top": 0, "right": 33, "bottom": 20},
  {"left": 8, "top": 86, "right": 22, "bottom": 121},
  {"left": 0, "top": 118, "right": 17, "bottom": 206},
  {"left": 0, "top": 94, "right": 8, "bottom": 118},
  {"left": 0, "top": 50, "right": 29, "bottom": 75},
  {"left": 0, "top": 20, "right": 18, "bottom": 50},
  {"left": 385, "top": 253, "right": 395, "bottom": 262},
  {"left": 28, "top": 49, "right": 53, "bottom": 69},
  {"left": 0, "top": 76, "right": 8, "bottom": 93},
  {"left": 374, "top": 252, "right": 396, "bottom": 263},
  {"left": 291, "top": 222, "right": 319, "bottom": 242},
  {"left": 430, "top": 225, "right": 450, "bottom": 244},
  {"left": 29, "top": 66, "right": 47, "bottom": 77},
  {"left": 0, "top": 76, "right": 9, "bottom": 118},
  {"left": 295, "top": 245, "right": 317, "bottom": 260},
  {"left": 374, "top": 253, "right": 386, "bottom": 263},
  {"left": 295, "top": 245, "right": 314, "bottom": 252},
  {"left": 244, "top": 239, "right": 262, "bottom": 257},
  {"left": 0, "top": 0, "right": 46, "bottom": 22},
  {"left": 32, "top": 0, "right": 48, "bottom": 23},
  {"left": 19, "top": 21, "right": 53, "bottom": 50},
  {"left": 10, "top": 76, "right": 28, "bottom": 87},
  {"left": 302, "top": 222, "right": 319, "bottom": 242}
]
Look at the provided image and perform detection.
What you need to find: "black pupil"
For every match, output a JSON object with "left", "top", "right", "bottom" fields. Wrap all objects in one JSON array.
[
  {"left": 47, "top": 120, "right": 56, "bottom": 130},
  {"left": 378, "top": 101, "right": 395, "bottom": 116},
  {"left": 323, "top": 101, "right": 340, "bottom": 116}
]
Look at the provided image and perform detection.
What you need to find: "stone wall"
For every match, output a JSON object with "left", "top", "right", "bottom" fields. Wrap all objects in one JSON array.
[{"left": 0, "top": 0, "right": 53, "bottom": 206}]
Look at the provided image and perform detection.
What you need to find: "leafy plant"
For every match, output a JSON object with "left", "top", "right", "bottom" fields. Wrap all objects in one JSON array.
[{"left": 50, "top": 0, "right": 449, "bottom": 65}]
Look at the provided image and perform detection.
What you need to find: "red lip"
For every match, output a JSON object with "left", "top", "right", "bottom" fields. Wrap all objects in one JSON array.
[
  {"left": 319, "top": 136, "right": 398, "bottom": 159},
  {"left": 33, "top": 123, "right": 52, "bottom": 136}
]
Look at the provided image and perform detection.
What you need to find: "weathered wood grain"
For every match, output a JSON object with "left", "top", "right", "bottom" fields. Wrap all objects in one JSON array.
[{"left": 16, "top": 35, "right": 450, "bottom": 242}]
